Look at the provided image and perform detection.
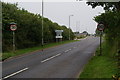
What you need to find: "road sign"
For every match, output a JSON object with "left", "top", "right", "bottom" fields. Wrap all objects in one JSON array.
[
  {"left": 97, "top": 23, "right": 104, "bottom": 31},
  {"left": 56, "top": 36, "right": 63, "bottom": 38},
  {"left": 55, "top": 30, "right": 63, "bottom": 39},
  {"left": 10, "top": 22, "right": 17, "bottom": 53},
  {"left": 10, "top": 24, "right": 17, "bottom": 31},
  {"left": 55, "top": 30, "right": 63, "bottom": 42},
  {"left": 97, "top": 23, "right": 104, "bottom": 56}
]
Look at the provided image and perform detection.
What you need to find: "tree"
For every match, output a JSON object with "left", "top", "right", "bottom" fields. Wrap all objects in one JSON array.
[
  {"left": 2, "top": 2, "right": 75, "bottom": 52},
  {"left": 87, "top": 2, "right": 120, "bottom": 77},
  {"left": 87, "top": 2, "right": 120, "bottom": 11}
]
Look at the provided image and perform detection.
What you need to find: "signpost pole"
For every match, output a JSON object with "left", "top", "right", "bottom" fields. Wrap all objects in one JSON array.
[
  {"left": 10, "top": 22, "right": 17, "bottom": 53},
  {"left": 97, "top": 23, "right": 104, "bottom": 56},
  {"left": 13, "top": 31, "right": 15, "bottom": 53},
  {"left": 100, "top": 31, "right": 102, "bottom": 56}
]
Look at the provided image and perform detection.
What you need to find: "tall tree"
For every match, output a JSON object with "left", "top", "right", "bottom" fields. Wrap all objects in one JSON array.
[
  {"left": 87, "top": 2, "right": 120, "bottom": 11},
  {"left": 2, "top": 2, "right": 75, "bottom": 52}
]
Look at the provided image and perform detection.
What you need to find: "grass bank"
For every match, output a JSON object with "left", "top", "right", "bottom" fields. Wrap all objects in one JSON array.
[
  {"left": 79, "top": 41, "right": 118, "bottom": 78},
  {"left": 2, "top": 40, "right": 78, "bottom": 61}
]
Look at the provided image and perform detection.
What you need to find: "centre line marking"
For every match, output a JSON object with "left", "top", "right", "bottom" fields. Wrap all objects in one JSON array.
[
  {"left": 3, "top": 67, "right": 28, "bottom": 79},
  {"left": 73, "top": 47, "right": 76, "bottom": 48},
  {"left": 41, "top": 53, "right": 61, "bottom": 63},
  {"left": 64, "top": 50, "right": 69, "bottom": 52}
]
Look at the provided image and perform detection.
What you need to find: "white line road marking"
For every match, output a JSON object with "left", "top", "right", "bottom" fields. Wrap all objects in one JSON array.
[
  {"left": 3, "top": 67, "right": 28, "bottom": 79},
  {"left": 64, "top": 50, "right": 69, "bottom": 52},
  {"left": 41, "top": 53, "right": 61, "bottom": 63},
  {"left": 78, "top": 45, "right": 80, "bottom": 47},
  {"left": 64, "top": 48, "right": 72, "bottom": 53},
  {"left": 73, "top": 47, "right": 76, "bottom": 48}
]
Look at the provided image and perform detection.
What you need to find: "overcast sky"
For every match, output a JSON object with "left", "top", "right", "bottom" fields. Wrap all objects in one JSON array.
[{"left": 3, "top": 1, "right": 105, "bottom": 34}]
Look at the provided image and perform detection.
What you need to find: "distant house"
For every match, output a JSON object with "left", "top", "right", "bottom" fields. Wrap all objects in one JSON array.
[{"left": 74, "top": 31, "right": 88, "bottom": 37}]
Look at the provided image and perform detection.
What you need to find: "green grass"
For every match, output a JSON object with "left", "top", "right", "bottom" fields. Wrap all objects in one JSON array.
[
  {"left": 79, "top": 41, "right": 118, "bottom": 78},
  {"left": 80, "top": 56, "right": 117, "bottom": 78},
  {"left": 2, "top": 40, "right": 79, "bottom": 60}
]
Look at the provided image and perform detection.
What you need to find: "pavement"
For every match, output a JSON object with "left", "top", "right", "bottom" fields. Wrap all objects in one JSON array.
[{"left": 2, "top": 36, "right": 100, "bottom": 79}]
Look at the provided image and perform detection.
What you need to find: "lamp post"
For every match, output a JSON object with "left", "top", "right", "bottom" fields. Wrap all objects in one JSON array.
[
  {"left": 42, "top": 0, "right": 44, "bottom": 50},
  {"left": 69, "top": 15, "right": 74, "bottom": 40}
]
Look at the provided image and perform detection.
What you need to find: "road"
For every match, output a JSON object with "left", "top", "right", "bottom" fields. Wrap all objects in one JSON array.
[{"left": 2, "top": 36, "right": 100, "bottom": 79}]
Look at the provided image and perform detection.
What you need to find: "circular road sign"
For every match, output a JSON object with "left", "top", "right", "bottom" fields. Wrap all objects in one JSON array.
[
  {"left": 97, "top": 23, "right": 104, "bottom": 31},
  {"left": 10, "top": 24, "right": 17, "bottom": 31}
]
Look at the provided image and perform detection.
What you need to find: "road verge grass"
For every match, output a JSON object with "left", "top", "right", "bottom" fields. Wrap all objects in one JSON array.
[
  {"left": 79, "top": 41, "right": 118, "bottom": 78},
  {"left": 2, "top": 40, "right": 78, "bottom": 61}
]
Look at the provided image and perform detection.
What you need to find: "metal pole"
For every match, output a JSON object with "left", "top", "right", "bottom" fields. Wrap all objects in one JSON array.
[
  {"left": 100, "top": 31, "right": 102, "bottom": 56},
  {"left": 42, "top": 0, "right": 44, "bottom": 50},
  {"left": 69, "top": 16, "right": 70, "bottom": 40},
  {"left": 68, "top": 15, "right": 73, "bottom": 40},
  {"left": 13, "top": 31, "right": 15, "bottom": 53},
  {"left": 76, "top": 21, "right": 77, "bottom": 32},
  {"left": 76, "top": 21, "right": 78, "bottom": 40}
]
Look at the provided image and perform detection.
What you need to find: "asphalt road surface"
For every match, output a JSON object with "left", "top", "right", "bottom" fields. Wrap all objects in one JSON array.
[{"left": 2, "top": 36, "right": 100, "bottom": 79}]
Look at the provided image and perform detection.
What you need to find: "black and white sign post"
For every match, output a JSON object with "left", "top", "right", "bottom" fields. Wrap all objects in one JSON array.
[
  {"left": 10, "top": 22, "right": 17, "bottom": 53},
  {"left": 55, "top": 30, "right": 63, "bottom": 42},
  {"left": 97, "top": 23, "right": 104, "bottom": 56}
]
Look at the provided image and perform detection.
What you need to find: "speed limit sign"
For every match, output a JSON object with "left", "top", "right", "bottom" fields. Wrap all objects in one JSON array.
[
  {"left": 10, "top": 24, "right": 17, "bottom": 31},
  {"left": 97, "top": 23, "right": 104, "bottom": 31},
  {"left": 10, "top": 22, "right": 17, "bottom": 31}
]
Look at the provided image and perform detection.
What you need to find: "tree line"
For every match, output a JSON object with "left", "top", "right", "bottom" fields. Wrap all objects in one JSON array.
[
  {"left": 2, "top": 2, "right": 75, "bottom": 52},
  {"left": 87, "top": 2, "right": 120, "bottom": 77}
]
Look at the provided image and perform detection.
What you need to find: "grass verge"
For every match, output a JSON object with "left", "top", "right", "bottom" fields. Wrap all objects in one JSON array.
[
  {"left": 2, "top": 40, "right": 78, "bottom": 61},
  {"left": 79, "top": 41, "right": 118, "bottom": 78}
]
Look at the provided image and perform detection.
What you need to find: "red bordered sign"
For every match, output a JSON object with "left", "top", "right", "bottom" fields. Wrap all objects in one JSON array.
[
  {"left": 10, "top": 24, "right": 17, "bottom": 31},
  {"left": 97, "top": 23, "right": 104, "bottom": 31}
]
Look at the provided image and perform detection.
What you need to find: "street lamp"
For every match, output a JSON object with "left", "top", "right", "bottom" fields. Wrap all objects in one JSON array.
[
  {"left": 42, "top": 0, "right": 44, "bottom": 50},
  {"left": 69, "top": 15, "right": 74, "bottom": 40}
]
